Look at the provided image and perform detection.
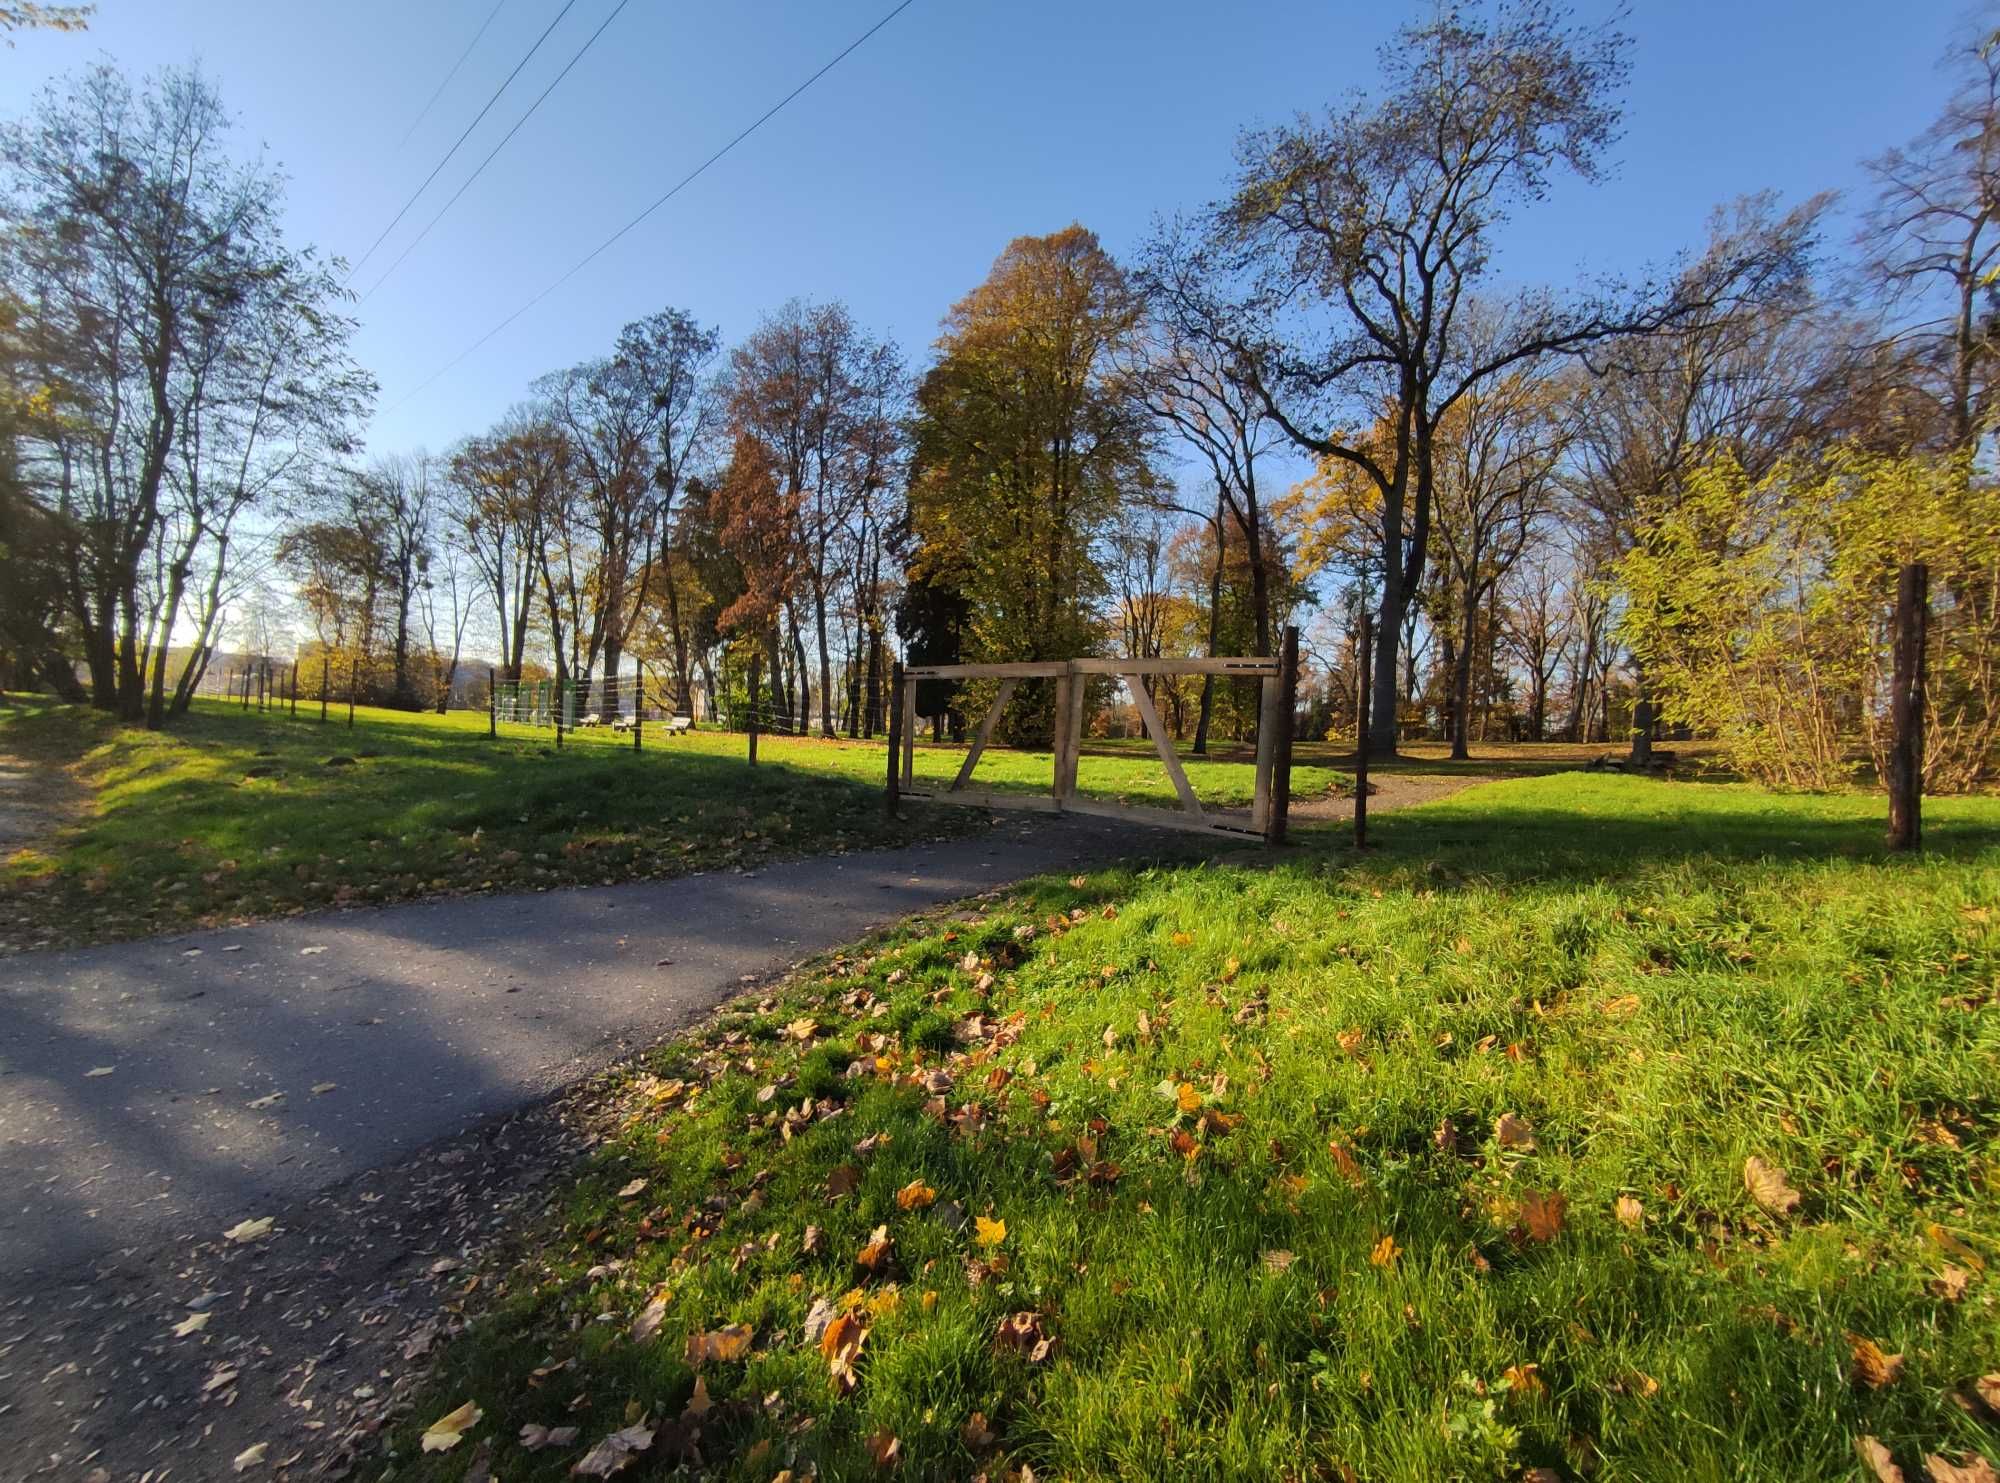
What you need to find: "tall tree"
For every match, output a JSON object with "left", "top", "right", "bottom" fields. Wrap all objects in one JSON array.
[
  {"left": 726, "top": 299, "right": 901, "bottom": 736},
  {"left": 2, "top": 64, "right": 363, "bottom": 720},
  {"left": 1202, "top": 3, "right": 1785, "bottom": 755},
  {"left": 904, "top": 224, "right": 1157, "bottom": 739},
  {"left": 539, "top": 308, "right": 721, "bottom": 694}
]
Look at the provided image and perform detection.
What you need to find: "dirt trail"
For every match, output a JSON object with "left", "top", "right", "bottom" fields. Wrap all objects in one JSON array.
[
  {"left": 0, "top": 744, "right": 86, "bottom": 858},
  {"left": 1290, "top": 770, "right": 1502, "bottom": 821}
]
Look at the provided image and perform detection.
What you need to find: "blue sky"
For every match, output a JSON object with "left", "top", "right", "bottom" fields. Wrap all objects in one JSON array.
[{"left": 0, "top": 1, "right": 1969, "bottom": 459}]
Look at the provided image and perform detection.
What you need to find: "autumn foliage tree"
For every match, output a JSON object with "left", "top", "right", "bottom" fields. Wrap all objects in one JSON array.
[{"left": 904, "top": 224, "right": 1158, "bottom": 739}]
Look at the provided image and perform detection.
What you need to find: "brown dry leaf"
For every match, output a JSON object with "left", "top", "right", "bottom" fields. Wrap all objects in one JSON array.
[
  {"left": 1743, "top": 1156, "right": 1801, "bottom": 1216},
  {"left": 1927, "top": 1223, "right": 1987, "bottom": 1273},
  {"left": 1847, "top": 1333, "right": 1905, "bottom": 1390},
  {"left": 962, "top": 1411, "right": 997, "bottom": 1450},
  {"left": 1369, "top": 1234, "right": 1401, "bottom": 1268},
  {"left": 1335, "top": 1027, "right": 1365, "bottom": 1056},
  {"left": 683, "top": 1323, "right": 753, "bottom": 1365},
  {"left": 802, "top": 1224, "right": 823, "bottom": 1257},
  {"left": 1976, "top": 1373, "right": 2000, "bottom": 1413},
  {"left": 827, "top": 1165, "right": 862, "bottom": 1199},
  {"left": 1926, "top": 1455, "right": 2000, "bottom": 1483},
  {"left": 993, "top": 1310, "right": 1056, "bottom": 1363},
  {"left": 1263, "top": 1249, "right": 1296, "bottom": 1275},
  {"left": 570, "top": 1420, "right": 654, "bottom": 1476},
  {"left": 895, "top": 1179, "right": 936, "bottom": 1212},
  {"left": 1930, "top": 1264, "right": 1972, "bottom": 1301},
  {"left": 420, "top": 1400, "right": 483, "bottom": 1453},
  {"left": 857, "top": 1224, "right": 895, "bottom": 1275},
  {"left": 232, "top": 1443, "right": 268, "bottom": 1473},
  {"left": 1520, "top": 1189, "right": 1567, "bottom": 1244},
  {"left": 1327, "top": 1140, "right": 1366, "bottom": 1188},
  {"left": 1856, "top": 1436, "right": 1906, "bottom": 1483},
  {"left": 520, "top": 1424, "right": 581, "bottom": 1450},
  {"left": 1615, "top": 1195, "right": 1645, "bottom": 1229},
  {"left": 866, "top": 1429, "right": 902, "bottom": 1469},
  {"left": 1494, "top": 1113, "right": 1536, "bottom": 1151},
  {"left": 629, "top": 1292, "right": 669, "bottom": 1344},
  {"left": 1502, "top": 1362, "right": 1546, "bottom": 1399},
  {"left": 224, "top": 1216, "right": 274, "bottom": 1243},
  {"left": 173, "top": 1311, "right": 211, "bottom": 1337}
]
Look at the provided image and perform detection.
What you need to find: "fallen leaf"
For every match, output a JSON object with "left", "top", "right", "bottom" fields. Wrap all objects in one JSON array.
[
  {"left": 310, "top": 1081, "right": 337, "bottom": 1095},
  {"left": 682, "top": 1375, "right": 712, "bottom": 1419},
  {"left": 1614, "top": 1195, "right": 1644, "bottom": 1229},
  {"left": 245, "top": 1092, "right": 283, "bottom": 1110},
  {"left": 993, "top": 1310, "right": 1055, "bottom": 1363},
  {"left": 974, "top": 1215, "right": 1007, "bottom": 1247},
  {"left": 232, "top": 1443, "right": 268, "bottom": 1473},
  {"left": 223, "top": 1217, "right": 274, "bottom": 1243},
  {"left": 85, "top": 1066, "right": 115, "bottom": 1078},
  {"left": 1369, "top": 1234, "right": 1401, "bottom": 1268},
  {"left": 1847, "top": 1333, "right": 1905, "bottom": 1390},
  {"left": 821, "top": 1309, "right": 869, "bottom": 1394},
  {"left": 1502, "top": 1362, "right": 1546, "bottom": 1399},
  {"left": 570, "top": 1419, "right": 654, "bottom": 1476},
  {"left": 1520, "top": 1188, "right": 1567, "bottom": 1243},
  {"left": 1263, "top": 1249, "right": 1295, "bottom": 1275},
  {"left": 1975, "top": 1373, "right": 2000, "bottom": 1413},
  {"left": 1744, "top": 1156, "right": 1801, "bottom": 1216},
  {"left": 630, "top": 1292, "right": 669, "bottom": 1344},
  {"left": 421, "top": 1399, "right": 483, "bottom": 1452},
  {"left": 616, "top": 1178, "right": 648, "bottom": 1200},
  {"left": 895, "top": 1179, "right": 936, "bottom": 1211},
  {"left": 173, "top": 1311, "right": 211, "bottom": 1337},
  {"left": 1176, "top": 1082, "right": 1203, "bottom": 1115},
  {"left": 1927, "top": 1223, "right": 1986, "bottom": 1273},
  {"left": 520, "top": 1423, "right": 581, "bottom": 1450},
  {"left": 1856, "top": 1435, "right": 1906, "bottom": 1483},
  {"left": 866, "top": 1428, "right": 902, "bottom": 1469},
  {"left": 1494, "top": 1113, "right": 1536, "bottom": 1151},
  {"left": 857, "top": 1224, "right": 895, "bottom": 1275},
  {"left": 683, "top": 1324, "right": 753, "bottom": 1364},
  {"left": 299, "top": 945, "right": 327, "bottom": 956},
  {"left": 1926, "top": 1455, "right": 2000, "bottom": 1483},
  {"left": 827, "top": 1165, "right": 862, "bottom": 1199},
  {"left": 962, "top": 1411, "right": 996, "bottom": 1450},
  {"left": 1930, "top": 1264, "right": 1972, "bottom": 1301}
]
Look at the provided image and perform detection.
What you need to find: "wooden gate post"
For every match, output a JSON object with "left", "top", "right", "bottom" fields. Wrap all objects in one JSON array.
[
  {"left": 886, "top": 661, "right": 904, "bottom": 815},
  {"left": 747, "top": 653, "right": 761, "bottom": 766},
  {"left": 1888, "top": 561, "right": 1928, "bottom": 851},
  {"left": 1266, "top": 625, "right": 1299, "bottom": 847},
  {"left": 1354, "top": 613, "right": 1372, "bottom": 849}
]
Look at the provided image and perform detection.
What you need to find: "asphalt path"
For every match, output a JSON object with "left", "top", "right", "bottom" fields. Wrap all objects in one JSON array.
[{"left": 0, "top": 815, "right": 1195, "bottom": 1289}]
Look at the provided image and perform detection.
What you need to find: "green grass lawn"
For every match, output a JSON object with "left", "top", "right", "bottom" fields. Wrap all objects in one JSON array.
[
  {"left": 381, "top": 775, "right": 2000, "bottom": 1482},
  {"left": 0, "top": 700, "right": 1342, "bottom": 952}
]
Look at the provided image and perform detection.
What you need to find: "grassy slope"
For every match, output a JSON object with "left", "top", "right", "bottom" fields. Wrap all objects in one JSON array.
[
  {"left": 0, "top": 700, "right": 1343, "bottom": 951},
  {"left": 387, "top": 776, "right": 2000, "bottom": 1482}
]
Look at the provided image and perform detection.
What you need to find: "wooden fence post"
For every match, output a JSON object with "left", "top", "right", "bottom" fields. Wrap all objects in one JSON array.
[
  {"left": 488, "top": 667, "right": 497, "bottom": 738},
  {"left": 1888, "top": 561, "right": 1928, "bottom": 851},
  {"left": 886, "top": 661, "right": 904, "bottom": 815},
  {"left": 746, "top": 653, "right": 761, "bottom": 766},
  {"left": 289, "top": 662, "right": 298, "bottom": 717},
  {"left": 1266, "top": 625, "right": 1299, "bottom": 847},
  {"left": 1354, "top": 613, "right": 1372, "bottom": 849},
  {"left": 240, "top": 665, "right": 251, "bottom": 709}
]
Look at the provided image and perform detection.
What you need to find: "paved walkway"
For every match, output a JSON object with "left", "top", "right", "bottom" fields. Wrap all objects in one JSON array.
[{"left": 0, "top": 815, "right": 1204, "bottom": 1288}]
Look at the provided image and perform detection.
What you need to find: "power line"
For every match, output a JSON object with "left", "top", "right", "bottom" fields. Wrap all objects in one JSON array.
[
  {"left": 383, "top": 0, "right": 921, "bottom": 415},
  {"left": 361, "top": 0, "right": 633, "bottom": 302},
  {"left": 349, "top": 0, "right": 584, "bottom": 279},
  {"left": 397, "top": 0, "right": 509, "bottom": 150}
]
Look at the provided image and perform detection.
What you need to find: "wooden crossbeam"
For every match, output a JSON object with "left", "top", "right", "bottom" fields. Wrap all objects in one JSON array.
[
  {"left": 951, "top": 679, "right": 1016, "bottom": 791},
  {"left": 1124, "top": 674, "right": 1202, "bottom": 817}
]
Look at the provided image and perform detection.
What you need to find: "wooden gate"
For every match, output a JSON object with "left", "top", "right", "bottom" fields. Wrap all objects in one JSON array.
[{"left": 886, "top": 628, "right": 1300, "bottom": 845}]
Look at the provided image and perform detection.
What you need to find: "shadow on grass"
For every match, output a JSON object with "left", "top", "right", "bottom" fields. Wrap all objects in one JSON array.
[{"left": 1295, "top": 773, "right": 2000, "bottom": 883}]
